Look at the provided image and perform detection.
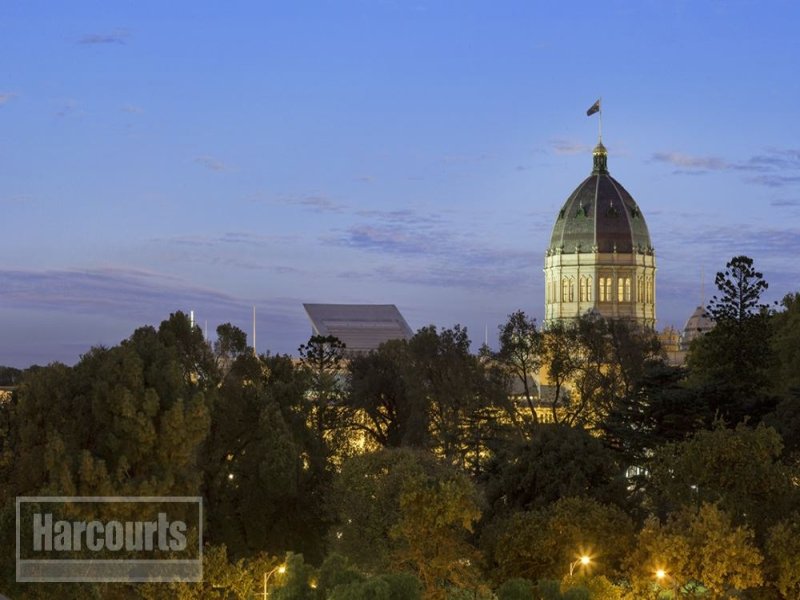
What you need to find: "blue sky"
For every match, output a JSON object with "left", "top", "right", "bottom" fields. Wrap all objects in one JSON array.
[{"left": 2, "top": 1, "right": 799, "bottom": 367}]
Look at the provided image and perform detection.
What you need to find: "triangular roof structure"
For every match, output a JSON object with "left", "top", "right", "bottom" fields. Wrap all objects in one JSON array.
[{"left": 302, "top": 303, "right": 414, "bottom": 355}]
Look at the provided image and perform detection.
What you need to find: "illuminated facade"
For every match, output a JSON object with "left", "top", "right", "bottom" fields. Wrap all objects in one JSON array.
[{"left": 544, "top": 142, "right": 656, "bottom": 328}]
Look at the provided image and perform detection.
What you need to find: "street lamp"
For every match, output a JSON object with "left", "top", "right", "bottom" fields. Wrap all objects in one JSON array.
[
  {"left": 654, "top": 567, "right": 679, "bottom": 598},
  {"left": 569, "top": 555, "right": 591, "bottom": 577},
  {"left": 262, "top": 564, "right": 286, "bottom": 600}
]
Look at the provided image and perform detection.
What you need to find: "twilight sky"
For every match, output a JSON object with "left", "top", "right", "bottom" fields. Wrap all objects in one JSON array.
[{"left": 2, "top": 1, "right": 799, "bottom": 368}]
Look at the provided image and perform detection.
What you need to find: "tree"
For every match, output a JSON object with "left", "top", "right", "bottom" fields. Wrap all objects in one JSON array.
[
  {"left": 538, "top": 321, "right": 581, "bottom": 423},
  {"left": 346, "top": 326, "right": 512, "bottom": 474},
  {"left": 406, "top": 325, "right": 510, "bottom": 474},
  {"left": 297, "top": 334, "right": 350, "bottom": 472},
  {"left": 329, "top": 448, "right": 481, "bottom": 583},
  {"left": 707, "top": 255, "right": 770, "bottom": 323},
  {"left": 647, "top": 424, "right": 796, "bottom": 536},
  {"left": 490, "top": 497, "right": 635, "bottom": 583},
  {"left": 214, "top": 322, "right": 249, "bottom": 375},
  {"left": 272, "top": 552, "right": 316, "bottom": 600},
  {"left": 625, "top": 503, "right": 763, "bottom": 599},
  {"left": 0, "top": 313, "right": 215, "bottom": 597},
  {"left": 0, "top": 365, "right": 22, "bottom": 386},
  {"left": 318, "top": 554, "right": 423, "bottom": 600},
  {"left": 497, "top": 310, "right": 543, "bottom": 427},
  {"left": 769, "top": 292, "right": 800, "bottom": 398},
  {"left": 389, "top": 470, "right": 483, "bottom": 600},
  {"left": 765, "top": 514, "right": 800, "bottom": 598},
  {"left": 346, "top": 339, "right": 417, "bottom": 448},
  {"left": 601, "top": 362, "right": 708, "bottom": 461},
  {"left": 203, "top": 352, "right": 305, "bottom": 558},
  {"left": 496, "top": 578, "right": 534, "bottom": 600},
  {"left": 483, "top": 424, "right": 628, "bottom": 519},
  {"left": 539, "top": 315, "right": 662, "bottom": 432},
  {"left": 687, "top": 256, "right": 776, "bottom": 424}
]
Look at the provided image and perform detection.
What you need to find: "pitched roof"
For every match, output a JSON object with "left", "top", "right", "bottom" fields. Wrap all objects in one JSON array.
[{"left": 302, "top": 303, "right": 414, "bottom": 355}]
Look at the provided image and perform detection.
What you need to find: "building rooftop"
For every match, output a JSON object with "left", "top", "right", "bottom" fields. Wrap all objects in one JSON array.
[{"left": 302, "top": 303, "right": 414, "bottom": 355}]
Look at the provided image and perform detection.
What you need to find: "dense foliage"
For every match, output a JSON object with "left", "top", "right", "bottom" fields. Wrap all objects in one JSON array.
[{"left": 1, "top": 256, "right": 799, "bottom": 599}]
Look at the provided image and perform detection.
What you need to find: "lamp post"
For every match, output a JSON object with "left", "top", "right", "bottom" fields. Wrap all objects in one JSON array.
[
  {"left": 569, "top": 555, "right": 591, "bottom": 578},
  {"left": 262, "top": 564, "right": 286, "bottom": 600}
]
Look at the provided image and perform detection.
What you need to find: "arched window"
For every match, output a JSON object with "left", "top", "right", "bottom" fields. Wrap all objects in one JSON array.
[
  {"left": 579, "top": 277, "right": 587, "bottom": 302},
  {"left": 618, "top": 277, "right": 631, "bottom": 302},
  {"left": 637, "top": 277, "right": 644, "bottom": 302},
  {"left": 586, "top": 276, "right": 592, "bottom": 302},
  {"left": 599, "top": 277, "right": 612, "bottom": 302},
  {"left": 562, "top": 278, "right": 569, "bottom": 302}
]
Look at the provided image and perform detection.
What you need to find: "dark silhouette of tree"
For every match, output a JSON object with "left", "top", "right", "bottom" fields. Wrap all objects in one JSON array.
[
  {"left": 688, "top": 256, "right": 777, "bottom": 425},
  {"left": 496, "top": 311, "right": 543, "bottom": 426}
]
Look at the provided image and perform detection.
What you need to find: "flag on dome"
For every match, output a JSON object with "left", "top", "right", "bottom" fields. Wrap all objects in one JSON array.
[{"left": 586, "top": 99, "right": 601, "bottom": 116}]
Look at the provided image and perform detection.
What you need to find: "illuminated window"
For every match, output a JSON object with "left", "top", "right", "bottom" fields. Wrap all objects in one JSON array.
[
  {"left": 562, "top": 278, "right": 574, "bottom": 302},
  {"left": 618, "top": 277, "right": 631, "bottom": 302},
  {"left": 599, "top": 277, "right": 612, "bottom": 302}
]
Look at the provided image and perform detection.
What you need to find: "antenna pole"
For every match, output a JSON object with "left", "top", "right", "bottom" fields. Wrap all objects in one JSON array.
[
  {"left": 252, "top": 306, "right": 257, "bottom": 356},
  {"left": 701, "top": 266, "right": 705, "bottom": 308}
]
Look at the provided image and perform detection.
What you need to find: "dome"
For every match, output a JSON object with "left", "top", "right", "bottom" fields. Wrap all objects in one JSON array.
[
  {"left": 548, "top": 143, "right": 653, "bottom": 255},
  {"left": 680, "top": 305, "right": 714, "bottom": 350}
]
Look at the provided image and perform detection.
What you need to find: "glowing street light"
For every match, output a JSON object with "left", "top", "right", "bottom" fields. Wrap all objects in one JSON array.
[
  {"left": 262, "top": 564, "right": 286, "bottom": 599},
  {"left": 569, "top": 555, "right": 591, "bottom": 577}
]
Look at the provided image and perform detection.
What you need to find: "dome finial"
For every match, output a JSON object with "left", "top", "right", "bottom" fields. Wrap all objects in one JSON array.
[{"left": 592, "top": 141, "right": 608, "bottom": 174}]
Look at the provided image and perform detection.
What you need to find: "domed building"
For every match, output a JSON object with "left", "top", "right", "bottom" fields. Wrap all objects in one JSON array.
[
  {"left": 680, "top": 305, "right": 714, "bottom": 351},
  {"left": 544, "top": 141, "right": 656, "bottom": 328}
]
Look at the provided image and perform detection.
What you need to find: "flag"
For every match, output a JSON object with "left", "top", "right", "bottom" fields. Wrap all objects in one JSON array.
[{"left": 586, "top": 99, "right": 601, "bottom": 116}]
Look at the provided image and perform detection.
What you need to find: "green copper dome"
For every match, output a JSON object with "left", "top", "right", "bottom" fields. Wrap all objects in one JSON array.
[{"left": 548, "top": 143, "right": 653, "bottom": 255}]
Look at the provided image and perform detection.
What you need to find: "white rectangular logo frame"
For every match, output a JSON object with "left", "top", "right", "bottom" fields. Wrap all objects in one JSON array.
[{"left": 16, "top": 496, "right": 203, "bottom": 583}]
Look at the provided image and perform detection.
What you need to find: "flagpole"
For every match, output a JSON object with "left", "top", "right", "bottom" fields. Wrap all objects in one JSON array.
[{"left": 598, "top": 97, "right": 603, "bottom": 142}]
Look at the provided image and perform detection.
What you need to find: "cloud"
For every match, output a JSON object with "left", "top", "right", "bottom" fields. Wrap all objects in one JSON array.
[
  {"left": 193, "top": 156, "right": 228, "bottom": 172},
  {"left": 121, "top": 104, "right": 143, "bottom": 114},
  {"left": 770, "top": 199, "right": 800, "bottom": 207},
  {"left": 550, "top": 139, "right": 591, "bottom": 155},
  {"left": 353, "top": 208, "right": 443, "bottom": 226},
  {"left": 0, "top": 92, "right": 16, "bottom": 105},
  {"left": 339, "top": 225, "right": 436, "bottom": 255},
  {"left": 152, "top": 231, "right": 299, "bottom": 249},
  {"left": 284, "top": 195, "right": 347, "bottom": 213},
  {"left": 652, "top": 147, "right": 800, "bottom": 187},
  {"left": 0, "top": 267, "right": 244, "bottom": 317},
  {"left": 747, "top": 175, "right": 800, "bottom": 188},
  {"left": 78, "top": 30, "right": 129, "bottom": 45},
  {"left": 325, "top": 205, "right": 535, "bottom": 293},
  {"left": 651, "top": 152, "right": 728, "bottom": 171},
  {"left": 439, "top": 153, "right": 490, "bottom": 165},
  {"left": 0, "top": 267, "right": 313, "bottom": 365}
]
